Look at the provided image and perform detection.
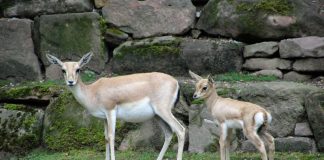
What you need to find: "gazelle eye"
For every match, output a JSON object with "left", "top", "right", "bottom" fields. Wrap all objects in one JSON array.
[
  {"left": 202, "top": 86, "right": 208, "bottom": 91},
  {"left": 62, "top": 70, "right": 66, "bottom": 74},
  {"left": 76, "top": 69, "right": 80, "bottom": 73}
]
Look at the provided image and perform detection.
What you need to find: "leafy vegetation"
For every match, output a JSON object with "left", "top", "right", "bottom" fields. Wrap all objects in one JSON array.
[{"left": 21, "top": 149, "right": 324, "bottom": 160}]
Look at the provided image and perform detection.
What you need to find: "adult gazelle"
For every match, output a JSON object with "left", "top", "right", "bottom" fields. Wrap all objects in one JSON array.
[{"left": 46, "top": 52, "right": 185, "bottom": 160}]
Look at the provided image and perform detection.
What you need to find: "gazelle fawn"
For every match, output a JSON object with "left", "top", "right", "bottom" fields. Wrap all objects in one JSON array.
[
  {"left": 46, "top": 52, "right": 186, "bottom": 160},
  {"left": 189, "top": 71, "right": 275, "bottom": 160}
]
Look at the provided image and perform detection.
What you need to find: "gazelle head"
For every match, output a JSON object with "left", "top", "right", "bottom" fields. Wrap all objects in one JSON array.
[
  {"left": 46, "top": 52, "right": 93, "bottom": 87},
  {"left": 189, "top": 70, "right": 215, "bottom": 99}
]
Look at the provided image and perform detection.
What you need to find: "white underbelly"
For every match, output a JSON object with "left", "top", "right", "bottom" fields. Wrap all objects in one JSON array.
[
  {"left": 225, "top": 119, "right": 244, "bottom": 129},
  {"left": 117, "top": 97, "right": 155, "bottom": 123}
]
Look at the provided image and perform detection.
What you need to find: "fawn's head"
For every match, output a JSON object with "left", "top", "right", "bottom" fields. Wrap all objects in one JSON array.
[
  {"left": 189, "top": 70, "right": 215, "bottom": 99},
  {"left": 46, "top": 52, "right": 93, "bottom": 87}
]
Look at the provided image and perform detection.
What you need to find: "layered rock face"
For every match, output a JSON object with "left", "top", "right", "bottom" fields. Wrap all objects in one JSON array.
[{"left": 196, "top": 0, "right": 324, "bottom": 41}]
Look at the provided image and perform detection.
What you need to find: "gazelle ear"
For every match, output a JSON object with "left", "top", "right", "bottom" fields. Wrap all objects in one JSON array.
[
  {"left": 189, "top": 70, "right": 203, "bottom": 81},
  {"left": 207, "top": 75, "right": 214, "bottom": 84},
  {"left": 78, "top": 52, "right": 93, "bottom": 68},
  {"left": 46, "top": 54, "right": 63, "bottom": 67}
]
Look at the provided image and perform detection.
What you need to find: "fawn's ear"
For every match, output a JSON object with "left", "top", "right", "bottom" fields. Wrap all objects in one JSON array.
[
  {"left": 78, "top": 52, "right": 93, "bottom": 68},
  {"left": 207, "top": 75, "right": 214, "bottom": 84},
  {"left": 189, "top": 70, "right": 203, "bottom": 81},
  {"left": 46, "top": 54, "right": 63, "bottom": 67}
]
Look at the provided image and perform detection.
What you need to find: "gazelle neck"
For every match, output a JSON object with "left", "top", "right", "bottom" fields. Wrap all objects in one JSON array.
[
  {"left": 68, "top": 77, "right": 90, "bottom": 108},
  {"left": 205, "top": 88, "right": 219, "bottom": 112}
]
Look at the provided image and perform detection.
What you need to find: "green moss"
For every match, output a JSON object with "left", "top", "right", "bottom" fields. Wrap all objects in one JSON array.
[
  {"left": 44, "top": 91, "right": 137, "bottom": 151},
  {"left": 236, "top": 0, "right": 293, "bottom": 15},
  {"left": 217, "top": 88, "right": 237, "bottom": 97},
  {"left": 42, "top": 16, "right": 93, "bottom": 56},
  {"left": 0, "top": 108, "right": 41, "bottom": 153},
  {"left": 197, "top": 0, "right": 221, "bottom": 28},
  {"left": 0, "top": 81, "right": 62, "bottom": 99},
  {"left": 115, "top": 39, "right": 181, "bottom": 60},
  {"left": 3, "top": 104, "right": 25, "bottom": 111},
  {"left": 106, "top": 28, "right": 126, "bottom": 36}
]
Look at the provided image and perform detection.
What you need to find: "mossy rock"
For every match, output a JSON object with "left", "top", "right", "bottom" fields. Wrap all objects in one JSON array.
[
  {"left": 197, "top": 0, "right": 324, "bottom": 42},
  {"left": 112, "top": 36, "right": 186, "bottom": 76},
  {"left": 0, "top": 106, "right": 44, "bottom": 153},
  {"left": 37, "top": 12, "right": 108, "bottom": 74},
  {"left": 43, "top": 91, "right": 137, "bottom": 151},
  {"left": 0, "top": 81, "right": 63, "bottom": 100}
]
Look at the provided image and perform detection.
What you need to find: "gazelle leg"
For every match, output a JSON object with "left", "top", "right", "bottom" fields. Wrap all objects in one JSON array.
[
  {"left": 225, "top": 128, "right": 233, "bottom": 160},
  {"left": 245, "top": 127, "right": 267, "bottom": 160},
  {"left": 104, "top": 120, "right": 110, "bottom": 160},
  {"left": 155, "top": 117, "right": 173, "bottom": 160},
  {"left": 261, "top": 132, "right": 275, "bottom": 160},
  {"left": 219, "top": 123, "right": 228, "bottom": 160},
  {"left": 155, "top": 110, "right": 185, "bottom": 160},
  {"left": 105, "top": 109, "right": 117, "bottom": 160}
]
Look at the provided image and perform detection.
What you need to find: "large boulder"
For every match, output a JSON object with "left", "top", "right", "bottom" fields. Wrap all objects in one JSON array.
[
  {"left": 43, "top": 91, "right": 105, "bottom": 151},
  {"left": 188, "top": 106, "right": 221, "bottom": 153},
  {"left": 2, "top": 0, "right": 92, "bottom": 18},
  {"left": 113, "top": 37, "right": 244, "bottom": 76},
  {"left": 0, "top": 19, "right": 42, "bottom": 82},
  {"left": 118, "top": 120, "right": 163, "bottom": 151},
  {"left": 305, "top": 91, "right": 324, "bottom": 152},
  {"left": 102, "top": 0, "right": 196, "bottom": 38},
  {"left": 243, "top": 58, "right": 292, "bottom": 71},
  {"left": 196, "top": 0, "right": 324, "bottom": 42},
  {"left": 241, "top": 137, "right": 317, "bottom": 152},
  {"left": 36, "top": 12, "right": 108, "bottom": 78},
  {"left": 0, "top": 105, "right": 44, "bottom": 153},
  {"left": 181, "top": 38, "right": 244, "bottom": 75},
  {"left": 243, "top": 42, "right": 278, "bottom": 58},
  {"left": 112, "top": 36, "right": 186, "bottom": 75},
  {"left": 279, "top": 37, "right": 324, "bottom": 58},
  {"left": 293, "top": 58, "right": 324, "bottom": 72},
  {"left": 236, "top": 82, "right": 321, "bottom": 137}
]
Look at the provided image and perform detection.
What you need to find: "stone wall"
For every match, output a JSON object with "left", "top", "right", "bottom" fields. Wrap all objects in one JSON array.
[
  {"left": 243, "top": 37, "right": 324, "bottom": 81},
  {"left": 0, "top": 0, "right": 324, "bottom": 156},
  {"left": 1, "top": 0, "right": 323, "bottom": 82}
]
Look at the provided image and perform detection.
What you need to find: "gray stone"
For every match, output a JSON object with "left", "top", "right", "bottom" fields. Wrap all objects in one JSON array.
[
  {"left": 279, "top": 36, "right": 324, "bottom": 58},
  {"left": 118, "top": 120, "right": 163, "bottom": 151},
  {"left": 181, "top": 38, "right": 244, "bottom": 75},
  {"left": 196, "top": 0, "right": 324, "bottom": 41},
  {"left": 244, "top": 42, "right": 278, "bottom": 58},
  {"left": 0, "top": 18, "right": 42, "bottom": 82},
  {"left": 283, "top": 71, "right": 312, "bottom": 82},
  {"left": 236, "top": 82, "right": 321, "bottom": 137},
  {"left": 102, "top": 0, "right": 196, "bottom": 38},
  {"left": 305, "top": 91, "right": 324, "bottom": 152},
  {"left": 241, "top": 137, "right": 317, "bottom": 152},
  {"left": 36, "top": 12, "right": 108, "bottom": 76},
  {"left": 293, "top": 58, "right": 324, "bottom": 72},
  {"left": 243, "top": 58, "right": 292, "bottom": 71},
  {"left": 0, "top": 107, "right": 44, "bottom": 152},
  {"left": 112, "top": 36, "right": 187, "bottom": 76},
  {"left": 252, "top": 70, "right": 283, "bottom": 79},
  {"left": 3, "top": 0, "right": 92, "bottom": 18},
  {"left": 188, "top": 106, "right": 238, "bottom": 152},
  {"left": 295, "top": 122, "right": 313, "bottom": 137}
]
